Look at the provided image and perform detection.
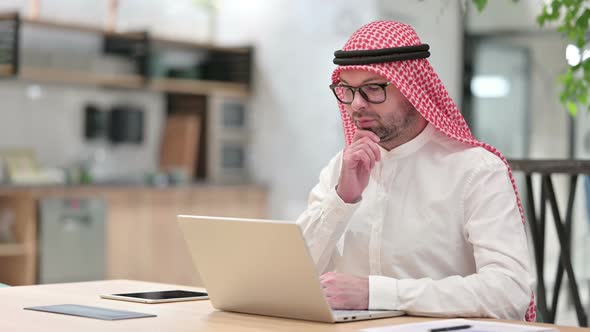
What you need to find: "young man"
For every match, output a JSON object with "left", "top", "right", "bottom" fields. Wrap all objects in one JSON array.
[{"left": 296, "top": 21, "right": 536, "bottom": 321}]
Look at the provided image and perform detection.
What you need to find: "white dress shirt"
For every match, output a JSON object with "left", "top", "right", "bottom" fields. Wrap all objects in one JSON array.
[{"left": 296, "top": 123, "right": 534, "bottom": 320}]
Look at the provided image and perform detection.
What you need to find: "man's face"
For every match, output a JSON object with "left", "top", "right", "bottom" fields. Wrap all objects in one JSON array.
[{"left": 338, "top": 70, "right": 423, "bottom": 145}]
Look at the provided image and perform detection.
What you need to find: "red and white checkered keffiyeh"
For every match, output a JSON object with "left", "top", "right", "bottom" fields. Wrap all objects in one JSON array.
[{"left": 332, "top": 20, "right": 536, "bottom": 322}]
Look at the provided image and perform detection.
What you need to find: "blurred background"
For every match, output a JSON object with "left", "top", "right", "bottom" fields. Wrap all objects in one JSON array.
[{"left": 0, "top": 0, "right": 587, "bottom": 327}]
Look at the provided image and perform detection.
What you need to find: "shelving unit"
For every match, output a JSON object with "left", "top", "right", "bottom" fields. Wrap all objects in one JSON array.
[
  {"left": 0, "top": 11, "right": 258, "bottom": 287},
  {"left": 0, "top": 12, "right": 252, "bottom": 96}
]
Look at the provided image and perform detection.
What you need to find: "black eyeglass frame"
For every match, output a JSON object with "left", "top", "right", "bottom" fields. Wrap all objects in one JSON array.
[{"left": 329, "top": 82, "right": 392, "bottom": 105}]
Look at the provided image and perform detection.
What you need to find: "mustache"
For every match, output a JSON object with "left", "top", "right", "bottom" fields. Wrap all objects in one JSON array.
[{"left": 352, "top": 112, "right": 380, "bottom": 120}]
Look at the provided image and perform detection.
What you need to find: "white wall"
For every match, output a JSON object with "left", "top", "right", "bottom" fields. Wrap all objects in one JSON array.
[
  {"left": 466, "top": 0, "right": 557, "bottom": 33},
  {"left": 0, "top": 0, "right": 212, "bottom": 41},
  {"left": 215, "top": 0, "right": 464, "bottom": 219},
  {"left": 0, "top": 81, "right": 165, "bottom": 179}
]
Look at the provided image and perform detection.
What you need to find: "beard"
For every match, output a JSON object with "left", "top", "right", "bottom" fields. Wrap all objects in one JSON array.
[{"left": 352, "top": 100, "right": 420, "bottom": 143}]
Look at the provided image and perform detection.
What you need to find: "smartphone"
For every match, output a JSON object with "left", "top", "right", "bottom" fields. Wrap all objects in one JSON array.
[{"left": 100, "top": 290, "right": 209, "bottom": 304}]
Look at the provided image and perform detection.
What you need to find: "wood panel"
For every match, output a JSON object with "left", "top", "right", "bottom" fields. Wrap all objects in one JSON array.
[
  {"left": 0, "top": 64, "right": 14, "bottom": 76},
  {"left": 152, "top": 36, "right": 250, "bottom": 54},
  {"left": 159, "top": 113, "right": 202, "bottom": 178},
  {"left": 0, "top": 243, "right": 26, "bottom": 256},
  {"left": 0, "top": 185, "right": 267, "bottom": 286},
  {"left": 106, "top": 186, "right": 267, "bottom": 287},
  {"left": 150, "top": 78, "right": 248, "bottom": 97},
  {"left": 0, "top": 193, "right": 36, "bottom": 285}
]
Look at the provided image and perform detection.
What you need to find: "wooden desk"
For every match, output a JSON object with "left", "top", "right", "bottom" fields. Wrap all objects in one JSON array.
[{"left": 0, "top": 280, "right": 583, "bottom": 331}]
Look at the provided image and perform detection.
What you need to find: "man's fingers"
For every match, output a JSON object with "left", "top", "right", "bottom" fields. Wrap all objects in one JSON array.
[
  {"left": 348, "top": 144, "right": 378, "bottom": 169},
  {"left": 349, "top": 137, "right": 381, "bottom": 162},
  {"left": 350, "top": 143, "right": 378, "bottom": 166},
  {"left": 367, "top": 139, "right": 381, "bottom": 161},
  {"left": 352, "top": 149, "right": 372, "bottom": 171},
  {"left": 352, "top": 129, "right": 380, "bottom": 144}
]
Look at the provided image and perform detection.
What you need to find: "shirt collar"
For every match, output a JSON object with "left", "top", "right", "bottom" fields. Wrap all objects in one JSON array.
[{"left": 378, "top": 123, "right": 435, "bottom": 160}]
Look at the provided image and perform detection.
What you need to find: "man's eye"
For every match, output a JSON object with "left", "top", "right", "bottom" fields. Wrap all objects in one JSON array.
[{"left": 364, "top": 85, "right": 381, "bottom": 92}]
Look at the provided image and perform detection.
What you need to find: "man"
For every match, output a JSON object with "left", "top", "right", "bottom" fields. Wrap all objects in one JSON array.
[{"left": 296, "top": 21, "right": 536, "bottom": 321}]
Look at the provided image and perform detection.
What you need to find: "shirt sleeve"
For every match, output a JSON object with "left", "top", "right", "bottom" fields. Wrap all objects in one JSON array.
[
  {"left": 368, "top": 159, "right": 534, "bottom": 320},
  {"left": 296, "top": 152, "right": 362, "bottom": 274}
]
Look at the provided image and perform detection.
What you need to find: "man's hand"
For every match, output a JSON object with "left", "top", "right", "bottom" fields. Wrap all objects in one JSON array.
[
  {"left": 320, "top": 272, "right": 369, "bottom": 310},
  {"left": 337, "top": 130, "right": 381, "bottom": 203}
]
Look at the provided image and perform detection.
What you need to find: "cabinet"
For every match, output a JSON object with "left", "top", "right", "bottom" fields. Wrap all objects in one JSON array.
[
  {"left": 0, "top": 185, "right": 267, "bottom": 286},
  {"left": 37, "top": 198, "right": 106, "bottom": 284}
]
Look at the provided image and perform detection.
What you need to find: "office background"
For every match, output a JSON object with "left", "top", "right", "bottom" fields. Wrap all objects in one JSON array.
[{"left": 0, "top": 0, "right": 587, "bottom": 327}]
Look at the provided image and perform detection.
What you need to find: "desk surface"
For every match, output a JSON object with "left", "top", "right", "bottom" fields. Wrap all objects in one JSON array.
[{"left": 0, "top": 280, "right": 583, "bottom": 332}]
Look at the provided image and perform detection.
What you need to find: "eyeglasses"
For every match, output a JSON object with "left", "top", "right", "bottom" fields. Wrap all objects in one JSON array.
[{"left": 329, "top": 82, "right": 391, "bottom": 104}]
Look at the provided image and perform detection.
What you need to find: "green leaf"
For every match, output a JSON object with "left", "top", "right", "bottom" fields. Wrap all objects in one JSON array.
[
  {"left": 567, "top": 101, "right": 578, "bottom": 116},
  {"left": 577, "top": 9, "right": 590, "bottom": 31},
  {"left": 472, "top": 0, "right": 488, "bottom": 12},
  {"left": 560, "top": 70, "right": 574, "bottom": 85},
  {"left": 560, "top": 93, "right": 567, "bottom": 104},
  {"left": 549, "top": 1, "right": 562, "bottom": 20},
  {"left": 580, "top": 93, "right": 588, "bottom": 105}
]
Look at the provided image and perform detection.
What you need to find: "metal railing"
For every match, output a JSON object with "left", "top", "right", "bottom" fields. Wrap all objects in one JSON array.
[{"left": 509, "top": 159, "right": 589, "bottom": 326}]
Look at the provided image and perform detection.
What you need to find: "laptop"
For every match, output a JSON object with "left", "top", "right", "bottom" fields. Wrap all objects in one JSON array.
[{"left": 177, "top": 215, "right": 405, "bottom": 323}]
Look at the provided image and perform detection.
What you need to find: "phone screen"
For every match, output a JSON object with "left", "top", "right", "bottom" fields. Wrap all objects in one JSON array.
[{"left": 112, "top": 290, "right": 208, "bottom": 300}]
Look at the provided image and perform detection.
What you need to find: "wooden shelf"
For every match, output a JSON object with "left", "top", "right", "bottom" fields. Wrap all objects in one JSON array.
[
  {"left": 0, "top": 243, "right": 26, "bottom": 256},
  {"left": 0, "top": 12, "right": 252, "bottom": 96},
  {"left": 0, "top": 12, "right": 140, "bottom": 39},
  {"left": 152, "top": 36, "right": 250, "bottom": 54},
  {"left": 0, "top": 11, "right": 251, "bottom": 54},
  {"left": 0, "top": 12, "right": 18, "bottom": 20},
  {"left": 15, "top": 68, "right": 248, "bottom": 96},
  {"left": 0, "top": 64, "right": 14, "bottom": 76},
  {"left": 150, "top": 78, "right": 249, "bottom": 97},
  {"left": 15, "top": 15, "right": 248, "bottom": 52},
  {"left": 22, "top": 16, "right": 145, "bottom": 40},
  {"left": 19, "top": 67, "right": 144, "bottom": 89},
  {"left": 3, "top": 67, "right": 249, "bottom": 96}
]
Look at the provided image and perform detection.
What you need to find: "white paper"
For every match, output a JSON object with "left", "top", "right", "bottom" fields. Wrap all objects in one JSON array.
[{"left": 361, "top": 318, "right": 558, "bottom": 332}]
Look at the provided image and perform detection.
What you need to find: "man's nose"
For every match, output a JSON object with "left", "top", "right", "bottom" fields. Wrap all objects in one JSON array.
[{"left": 350, "top": 90, "right": 368, "bottom": 111}]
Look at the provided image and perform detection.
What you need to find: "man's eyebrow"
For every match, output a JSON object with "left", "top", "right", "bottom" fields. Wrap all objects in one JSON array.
[
  {"left": 361, "top": 76, "right": 386, "bottom": 84},
  {"left": 339, "top": 76, "right": 385, "bottom": 85}
]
